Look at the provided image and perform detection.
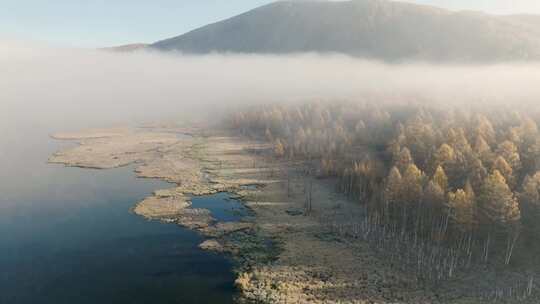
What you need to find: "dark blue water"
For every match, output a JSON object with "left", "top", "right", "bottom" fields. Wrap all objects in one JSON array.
[
  {"left": 0, "top": 127, "right": 236, "bottom": 304},
  {"left": 191, "top": 193, "right": 249, "bottom": 223}
]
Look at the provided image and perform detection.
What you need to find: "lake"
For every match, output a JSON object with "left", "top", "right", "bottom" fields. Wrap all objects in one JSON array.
[{"left": 0, "top": 126, "right": 237, "bottom": 304}]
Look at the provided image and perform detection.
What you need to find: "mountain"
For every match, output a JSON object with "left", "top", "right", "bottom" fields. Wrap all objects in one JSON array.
[
  {"left": 102, "top": 43, "right": 149, "bottom": 52},
  {"left": 150, "top": 0, "right": 540, "bottom": 62}
]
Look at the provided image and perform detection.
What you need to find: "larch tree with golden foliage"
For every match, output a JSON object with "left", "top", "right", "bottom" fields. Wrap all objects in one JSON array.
[
  {"left": 432, "top": 165, "right": 449, "bottom": 192},
  {"left": 384, "top": 166, "right": 403, "bottom": 218},
  {"left": 395, "top": 147, "right": 413, "bottom": 174},
  {"left": 493, "top": 156, "right": 516, "bottom": 189},
  {"left": 468, "top": 157, "right": 488, "bottom": 192},
  {"left": 423, "top": 180, "right": 446, "bottom": 219},
  {"left": 478, "top": 170, "right": 521, "bottom": 228},
  {"left": 401, "top": 164, "right": 425, "bottom": 206},
  {"left": 478, "top": 170, "right": 521, "bottom": 264},
  {"left": 474, "top": 135, "right": 494, "bottom": 167},
  {"left": 497, "top": 140, "right": 522, "bottom": 171},
  {"left": 448, "top": 189, "right": 476, "bottom": 233},
  {"left": 520, "top": 173, "right": 540, "bottom": 237}
]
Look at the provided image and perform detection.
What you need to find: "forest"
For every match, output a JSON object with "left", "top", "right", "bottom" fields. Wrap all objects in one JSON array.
[{"left": 227, "top": 101, "right": 540, "bottom": 300}]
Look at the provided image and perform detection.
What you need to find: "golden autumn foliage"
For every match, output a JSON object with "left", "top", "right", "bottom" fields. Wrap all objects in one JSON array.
[
  {"left": 478, "top": 170, "right": 520, "bottom": 227},
  {"left": 448, "top": 189, "right": 476, "bottom": 232},
  {"left": 230, "top": 102, "right": 540, "bottom": 244}
]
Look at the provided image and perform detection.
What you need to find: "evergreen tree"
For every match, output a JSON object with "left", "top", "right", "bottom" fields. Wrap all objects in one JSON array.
[
  {"left": 506, "top": 127, "right": 522, "bottom": 145},
  {"left": 474, "top": 135, "right": 494, "bottom": 166},
  {"left": 468, "top": 157, "right": 488, "bottom": 192},
  {"left": 478, "top": 170, "right": 521, "bottom": 229},
  {"left": 401, "top": 164, "right": 425, "bottom": 205},
  {"left": 464, "top": 180, "right": 476, "bottom": 203},
  {"left": 384, "top": 166, "right": 403, "bottom": 206},
  {"left": 474, "top": 114, "right": 496, "bottom": 145},
  {"left": 448, "top": 189, "right": 476, "bottom": 232},
  {"left": 432, "top": 165, "right": 449, "bottom": 192},
  {"left": 434, "top": 143, "right": 456, "bottom": 169},
  {"left": 525, "top": 138, "right": 540, "bottom": 173},
  {"left": 493, "top": 156, "right": 516, "bottom": 189},
  {"left": 424, "top": 180, "right": 446, "bottom": 213},
  {"left": 497, "top": 140, "right": 522, "bottom": 171},
  {"left": 521, "top": 173, "right": 540, "bottom": 204},
  {"left": 395, "top": 147, "right": 413, "bottom": 174},
  {"left": 520, "top": 173, "right": 540, "bottom": 236},
  {"left": 450, "top": 128, "right": 473, "bottom": 156}
]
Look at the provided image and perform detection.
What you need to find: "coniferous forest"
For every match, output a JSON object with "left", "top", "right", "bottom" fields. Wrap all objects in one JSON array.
[{"left": 228, "top": 101, "right": 540, "bottom": 301}]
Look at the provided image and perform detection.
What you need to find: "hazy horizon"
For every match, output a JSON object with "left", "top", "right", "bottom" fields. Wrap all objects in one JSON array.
[{"left": 2, "top": 40, "right": 540, "bottom": 135}]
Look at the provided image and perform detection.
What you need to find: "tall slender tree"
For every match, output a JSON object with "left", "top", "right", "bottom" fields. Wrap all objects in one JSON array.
[
  {"left": 478, "top": 170, "right": 521, "bottom": 228},
  {"left": 432, "top": 165, "right": 449, "bottom": 192},
  {"left": 448, "top": 189, "right": 476, "bottom": 233},
  {"left": 395, "top": 147, "right": 413, "bottom": 174}
]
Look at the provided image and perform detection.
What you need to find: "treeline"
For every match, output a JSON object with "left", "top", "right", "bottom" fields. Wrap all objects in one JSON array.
[{"left": 228, "top": 102, "right": 540, "bottom": 274}]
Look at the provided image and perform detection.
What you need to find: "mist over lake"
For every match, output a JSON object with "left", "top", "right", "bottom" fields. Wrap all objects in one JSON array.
[{"left": 5, "top": 1, "right": 540, "bottom": 303}]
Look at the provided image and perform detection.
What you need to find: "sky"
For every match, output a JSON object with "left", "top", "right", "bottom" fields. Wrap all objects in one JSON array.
[
  {"left": 0, "top": 0, "right": 273, "bottom": 48},
  {"left": 2, "top": 0, "right": 540, "bottom": 48},
  {"left": 401, "top": 0, "right": 540, "bottom": 14}
]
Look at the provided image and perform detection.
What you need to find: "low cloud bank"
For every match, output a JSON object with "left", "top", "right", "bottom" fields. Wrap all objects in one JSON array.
[{"left": 1, "top": 40, "right": 540, "bottom": 131}]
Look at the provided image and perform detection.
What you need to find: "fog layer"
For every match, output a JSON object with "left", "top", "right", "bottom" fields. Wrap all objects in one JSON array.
[{"left": 2, "top": 40, "right": 540, "bottom": 133}]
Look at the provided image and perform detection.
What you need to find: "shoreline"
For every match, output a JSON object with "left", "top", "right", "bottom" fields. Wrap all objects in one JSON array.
[
  {"left": 48, "top": 125, "right": 467, "bottom": 304},
  {"left": 48, "top": 127, "right": 283, "bottom": 300}
]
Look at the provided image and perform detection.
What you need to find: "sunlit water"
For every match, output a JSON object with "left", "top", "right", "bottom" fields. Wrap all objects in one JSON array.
[{"left": 0, "top": 126, "right": 237, "bottom": 304}]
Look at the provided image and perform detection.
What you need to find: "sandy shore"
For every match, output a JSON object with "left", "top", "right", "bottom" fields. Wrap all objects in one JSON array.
[{"left": 49, "top": 126, "right": 460, "bottom": 304}]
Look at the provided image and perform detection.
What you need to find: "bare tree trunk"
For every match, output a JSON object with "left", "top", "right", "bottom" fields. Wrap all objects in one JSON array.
[
  {"left": 348, "top": 174, "right": 354, "bottom": 197},
  {"left": 466, "top": 233, "right": 473, "bottom": 268},
  {"left": 483, "top": 232, "right": 491, "bottom": 263},
  {"left": 308, "top": 178, "right": 313, "bottom": 214},
  {"left": 441, "top": 209, "right": 450, "bottom": 241},
  {"left": 505, "top": 228, "right": 520, "bottom": 265},
  {"left": 287, "top": 173, "right": 291, "bottom": 198}
]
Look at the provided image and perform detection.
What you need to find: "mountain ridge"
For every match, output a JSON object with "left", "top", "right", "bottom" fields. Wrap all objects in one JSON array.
[
  {"left": 147, "top": 0, "right": 540, "bottom": 62},
  {"left": 101, "top": 43, "right": 149, "bottom": 52}
]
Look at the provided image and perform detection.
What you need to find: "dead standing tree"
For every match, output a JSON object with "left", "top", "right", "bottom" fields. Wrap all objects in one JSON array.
[{"left": 303, "top": 165, "right": 314, "bottom": 215}]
